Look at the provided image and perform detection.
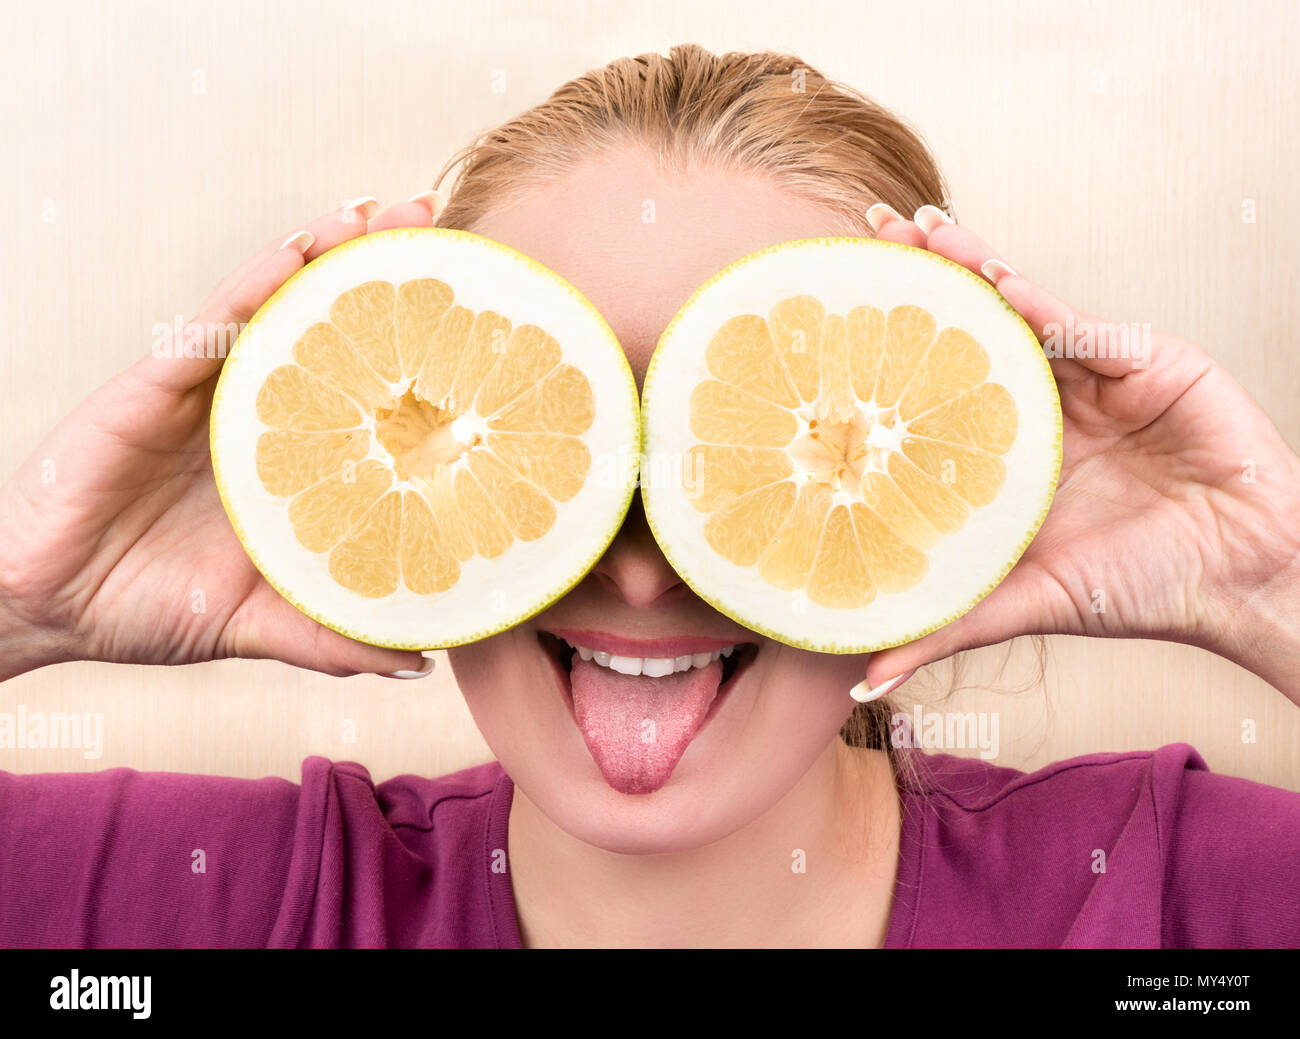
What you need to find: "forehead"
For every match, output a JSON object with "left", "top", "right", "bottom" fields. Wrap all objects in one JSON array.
[{"left": 467, "top": 148, "right": 850, "bottom": 381}]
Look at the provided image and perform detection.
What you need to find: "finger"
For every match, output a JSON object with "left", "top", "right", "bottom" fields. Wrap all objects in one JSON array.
[
  {"left": 981, "top": 264, "right": 1149, "bottom": 379},
  {"left": 208, "top": 192, "right": 439, "bottom": 302},
  {"left": 865, "top": 203, "right": 928, "bottom": 248},
  {"left": 133, "top": 233, "right": 315, "bottom": 394},
  {"left": 862, "top": 569, "right": 1048, "bottom": 687},
  {"left": 301, "top": 196, "right": 380, "bottom": 261},
  {"left": 199, "top": 197, "right": 381, "bottom": 313},
  {"left": 910, "top": 211, "right": 1013, "bottom": 279},
  {"left": 228, "top": 589, "right": 437, "bottom": 679},
  {"left": 146, "top": 197, "right": 390, "bottom": 395},
  {"left": 367, "top": 191, "right": 446, "bottom": 231}
]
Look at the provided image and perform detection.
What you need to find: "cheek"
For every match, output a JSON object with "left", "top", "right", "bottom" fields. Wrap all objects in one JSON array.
[
  {"left": 742, "top": 649, "right": 866, "bottom": 771},
  {"left": 760, "top": 644, "right": 864, "bottom": 713},
  {"left": 448, "top": 632, "right": 591, "bottom": 778},
  {"left": 448, "top": 634, "right": 549, "bottom": 753}
]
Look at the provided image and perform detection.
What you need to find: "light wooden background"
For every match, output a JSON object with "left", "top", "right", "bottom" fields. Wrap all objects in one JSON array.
[{"left": 2, "top": 0, "right": 1297, "bottom": 789}]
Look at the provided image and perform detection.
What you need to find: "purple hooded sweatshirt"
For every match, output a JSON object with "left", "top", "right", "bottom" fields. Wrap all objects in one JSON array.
[{"left": 1, "top": 743, "right": 1297, "bottom": 947}]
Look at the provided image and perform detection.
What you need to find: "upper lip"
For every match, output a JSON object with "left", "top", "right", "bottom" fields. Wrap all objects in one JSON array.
[{"left": 543, "top": 628, "right": 751, "bottom": 659}]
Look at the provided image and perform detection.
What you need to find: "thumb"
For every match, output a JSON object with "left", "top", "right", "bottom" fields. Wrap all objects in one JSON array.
[
  {"left": 225, "top": 591, "right": 437, "bottom": 679},
  {"left": 862, "top": 572, "right": 1044, "bottom": 690},
  {"left": 136, "top": 233, "right": 313, "bottom": 395},
  {"left": 982, "top": 261, "right": 1144, "bottom": 380}
]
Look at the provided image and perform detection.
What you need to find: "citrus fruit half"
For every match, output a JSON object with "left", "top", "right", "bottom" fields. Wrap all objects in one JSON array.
[
  {"left": 641, "top": 237, "right": 1061, "bottom": 654},
  {"left": 211, "top": 228, "right": 639, "bottom": 649}
]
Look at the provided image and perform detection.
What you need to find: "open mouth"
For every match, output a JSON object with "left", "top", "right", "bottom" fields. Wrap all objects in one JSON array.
[{"left": 537, "top": 630, "right": 759, "bottom": 795}]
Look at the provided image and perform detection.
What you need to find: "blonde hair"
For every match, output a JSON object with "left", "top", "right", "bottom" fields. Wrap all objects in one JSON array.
[
  {"left": 434, "top": 44, "right": 949, "bottom": 237},
  {"left": 433, "top": 44, "right": 953, "bottom": 751}
]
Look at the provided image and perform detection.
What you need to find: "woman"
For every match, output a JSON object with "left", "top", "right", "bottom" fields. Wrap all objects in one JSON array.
[{"left": 1, "top": 45, "right": 1297, "bottom": 948}]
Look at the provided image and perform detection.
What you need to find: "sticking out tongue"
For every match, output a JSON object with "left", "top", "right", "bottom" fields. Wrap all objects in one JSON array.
[{"left": 570, "top": 656, "right": 724, "bottom": 795}]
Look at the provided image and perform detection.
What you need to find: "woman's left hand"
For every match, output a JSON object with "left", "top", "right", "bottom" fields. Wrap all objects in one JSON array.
[{"left": 861, "top": 205, "right": 1300, "bottom": 703}]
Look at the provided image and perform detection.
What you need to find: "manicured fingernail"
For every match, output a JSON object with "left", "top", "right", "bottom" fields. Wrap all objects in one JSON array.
[
  {"left": 865, "top": 202, "right": 903, "bottom": 232},
  {"left": 278, "top": 230, "right": 315, "bottom": 253},
  {"left": 407, "top": 189, "right": 447, "bottom": 219},
  {"left": 382, "top": 655, "right": 436, "bottom": 680},
  {"left": 849, "top": 668, "right": 917, "bottom": 703},
  {"left": 913, "top": 205, "right": 955, "bottom": 234},
  {"left": 981, "top": 258, "right": 1018, "bottom": 284},
  {"left": 341, "top": 196, "right": 380, "bottom": 223}
]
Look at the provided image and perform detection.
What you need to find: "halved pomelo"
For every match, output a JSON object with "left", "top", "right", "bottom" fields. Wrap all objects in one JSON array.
[
  {"left": 641, "top": 237, "right": 1061, "bottom": 654},
  {"left": 211, "top": 228, "right": 639, "bottom": 649}
]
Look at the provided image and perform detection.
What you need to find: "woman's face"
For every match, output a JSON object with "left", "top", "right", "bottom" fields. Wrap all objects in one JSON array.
[{"left": 448, "top": 148, "right": 868, "bottom": 854}]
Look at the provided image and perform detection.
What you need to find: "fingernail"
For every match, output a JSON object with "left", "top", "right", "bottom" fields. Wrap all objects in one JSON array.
[
  {"left": 913, "top": 205, "right": 955, "bottom": 234},
  {"left": 849, "top": 668, "right": 917, "bottom": 703},
  {"left": 341, "top": 196, "right": 381, "bottom": 223},
  {"left": 278, "top": 230, "right": 315, "bottom": 253},
  {"left": 382, "top": 655, "right": 436, "bottom": 680},
  {"left": 865, "top": 202, "right": 903, "bottom": 232},
  {"left": 980, "top": 258, "right": 1018, "bottom": 284},
  {"left": 407, "top": 189, "right": 447, "bottom": 219}
]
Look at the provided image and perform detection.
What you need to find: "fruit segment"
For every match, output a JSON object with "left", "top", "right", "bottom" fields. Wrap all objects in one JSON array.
[
  {"left": 686, "top": 444, "right": 794, "bottom": 512},
  {"left": 703, "top": 480, "right": 798, "bottom": 568},
  {"left": 767, "top": 295, "right": 824, "bottom": 401},
  {"left": 329, "top": 491, "right": 403, "bottom": 597},
  {"left": 686, "top": 296, "right": 1018, "bottom": 609},
  {"left": 705, "top": 315, "right": 799, "bottom": 407},
  {"left": 688, "top": 381, "right": 798, "bottom": 446},
  {"left": 806, "top": 506, "right": 875, "bottom": 609},
  {"left": 293, "top": 323, "right": 394, "bottom": 411},
  {"left": 252, "top": 277, "right": 597, "bottom": 598},
  {"left": 397, "top": 279, "right": 453, "bottom": 377},
  {"left": 255, "top": 430, "right": 368, "bottom": 497},
  {"left": 330, "top": 281, "right": 400, "bottom": 383},
  {"left": 256, "top": 365, "right": 361, "bottom": 431},
  {"left": 399, "top": 490, "right": 459, "bottom": 595},
  {"left": 757, "top": 481, "right": 832, "bottom": 590},
  {"left": 489, "top": 364, "right": 595, "bottom": 435}
]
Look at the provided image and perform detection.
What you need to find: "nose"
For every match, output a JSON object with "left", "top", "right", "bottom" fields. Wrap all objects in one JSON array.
[{"left": 589, "top": 494, "right": 688, "bottom": 607}]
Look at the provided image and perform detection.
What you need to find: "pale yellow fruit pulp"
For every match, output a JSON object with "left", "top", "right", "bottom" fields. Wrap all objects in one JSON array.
[
  {"left": 254, "top": 278, "right": 595, "bottom": 600},
  {"left": 686, "top": 297, "right": 1016, "bottom": 609}
]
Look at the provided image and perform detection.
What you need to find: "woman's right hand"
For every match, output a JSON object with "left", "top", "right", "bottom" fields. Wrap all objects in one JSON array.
[
  {"left": 861, "top": 205, "right": 1300, "bottom": 703},
  {"left": 0, "top": 196, "right": 445, "bottom": 682}
]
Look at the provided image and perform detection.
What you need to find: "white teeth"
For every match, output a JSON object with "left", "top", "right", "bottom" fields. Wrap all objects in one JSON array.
[
  {"left": 562, "top": 639, "right": 741, "bottom": 677},
  {"left": 608, "top": 655, "right": 642, "bottom": 676}
]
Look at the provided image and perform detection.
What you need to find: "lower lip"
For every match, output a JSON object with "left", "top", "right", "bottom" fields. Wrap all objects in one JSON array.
[{"left": 538, "top": 635, "right": 757, "bottom": 739}]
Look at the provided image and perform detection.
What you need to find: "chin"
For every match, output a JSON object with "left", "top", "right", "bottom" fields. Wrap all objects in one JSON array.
[{"left": 449, "top": 626, "right": 864, "bottom": 855}]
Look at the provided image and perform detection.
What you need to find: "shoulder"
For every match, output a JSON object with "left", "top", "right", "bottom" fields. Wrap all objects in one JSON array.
[
  {"left": 284, "top": 757, "right": 515, "bottom": 948},
  {"left": 891, "top": 744, "right": 1300, "bottom": 948},
  {"left": 0, "top": 763, "right": 304, "bottom": 947},
  {"left": 898, "top": 742, "right": 1210, "bottom": 814},
  {"left": 311, "top": 757, "right": 507, "bottom": 843}
]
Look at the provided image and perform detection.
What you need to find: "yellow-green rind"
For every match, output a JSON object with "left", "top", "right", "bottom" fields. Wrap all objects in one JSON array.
[
  {"left": 210, "top": 226, "right": 641, "bottom": 651},
  {"left": 639, "top": 235, "right": 1063, "bottom": 656}
]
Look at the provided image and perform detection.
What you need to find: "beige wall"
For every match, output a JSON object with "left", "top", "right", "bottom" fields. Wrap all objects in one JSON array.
[{"left": 2, "top": 0, "right": 1297, "bottom": 788}]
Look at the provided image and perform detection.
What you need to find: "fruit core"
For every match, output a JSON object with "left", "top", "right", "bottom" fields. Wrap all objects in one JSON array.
[
  {"left": 787, "top": 403, "right": 907, "bottom": 500},
  {"left": 375, "top": 388, "right": 482, "bottom": 480}
]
